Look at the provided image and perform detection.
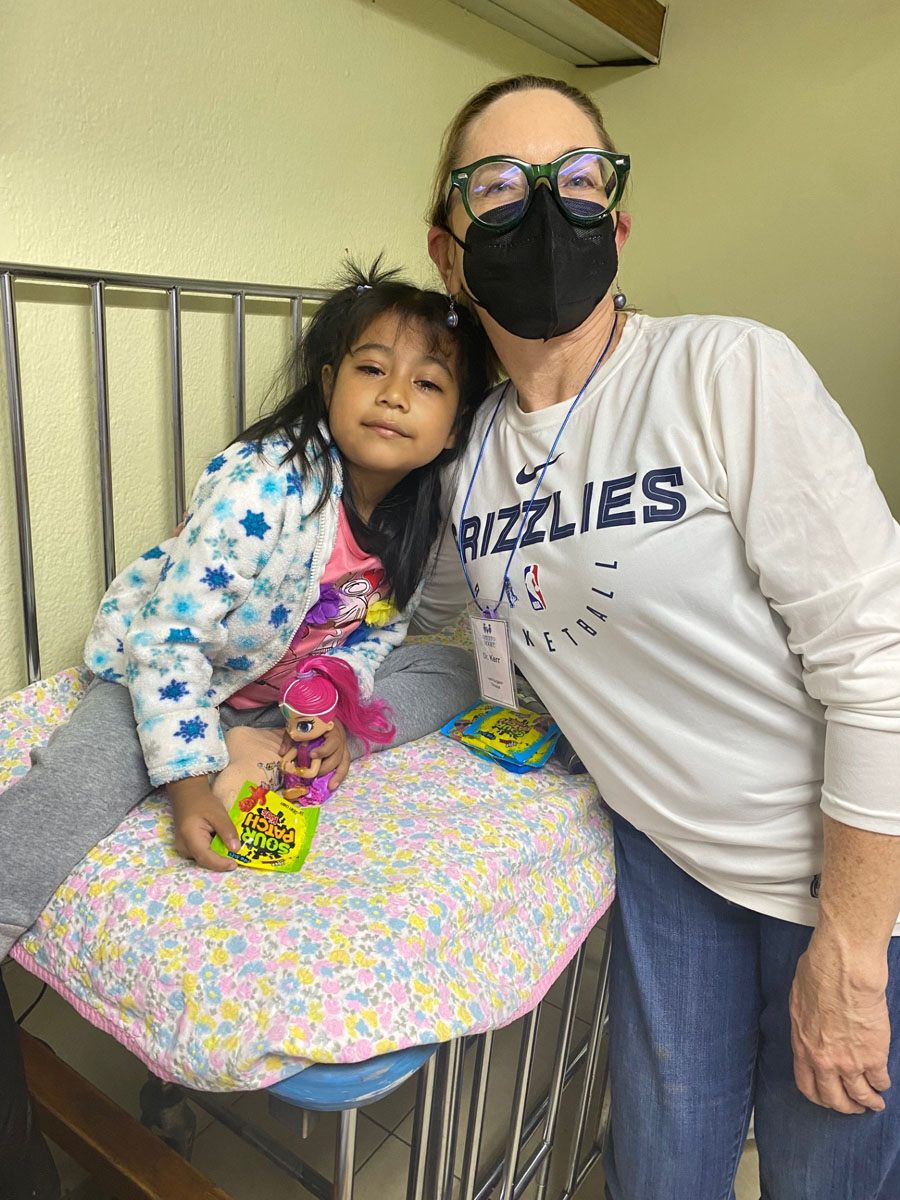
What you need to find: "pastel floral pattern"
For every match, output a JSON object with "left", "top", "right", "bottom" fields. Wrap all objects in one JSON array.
[{"left": 2, "top": 666, "right": 614, "bottom": 1092}]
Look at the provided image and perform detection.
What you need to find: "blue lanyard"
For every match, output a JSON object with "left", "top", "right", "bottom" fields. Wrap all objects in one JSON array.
[{"left": 457, "top": 315, "right": 619, "bottom": 617}]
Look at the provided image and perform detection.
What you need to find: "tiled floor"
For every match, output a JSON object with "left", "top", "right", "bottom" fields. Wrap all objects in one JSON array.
[{"left": 5, "top": 927, "right": 760, "bottom": 1199}]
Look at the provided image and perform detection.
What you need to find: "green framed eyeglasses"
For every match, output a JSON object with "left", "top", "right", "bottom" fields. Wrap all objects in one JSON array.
[{"left": 448, "top": 148, "right": 630, "bottom": 232}]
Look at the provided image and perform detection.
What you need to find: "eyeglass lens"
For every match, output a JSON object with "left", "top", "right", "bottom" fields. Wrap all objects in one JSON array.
[{"left": 466, "top": 152, "right": 617, "bottom": 226}]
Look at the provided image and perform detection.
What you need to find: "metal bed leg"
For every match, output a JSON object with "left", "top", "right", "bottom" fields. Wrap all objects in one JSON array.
[
  {"left": 498, "top": 1005, "right": 541, "bottom": 1200},
  {"left": 429, "top": 1038, "right": 465, "bottom": 1200},
  {"left": 406, "top": 1052, "right": 437, "bottom": 1200},
  {"left": 333, "top": 1107, "right": 358, "bottom": 1200},
  {"left": 560, "top": 926, "right": 612, "bottom": 1198},
  {"left": 533, "top": 943, "right": 587, "bottom": 1199},
  {"left": 459, "top": 1029, "right": 494, "bottom": 1200}
]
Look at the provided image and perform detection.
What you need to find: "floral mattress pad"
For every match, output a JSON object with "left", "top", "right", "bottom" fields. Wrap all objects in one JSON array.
[{"left": 1, "top": 666, "right": 614, "bottom": 1091}]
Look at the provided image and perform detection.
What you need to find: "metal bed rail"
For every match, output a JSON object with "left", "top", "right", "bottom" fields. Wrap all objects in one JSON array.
[{"left": 0, "top": 261, "right": 331, "bottom": 688}]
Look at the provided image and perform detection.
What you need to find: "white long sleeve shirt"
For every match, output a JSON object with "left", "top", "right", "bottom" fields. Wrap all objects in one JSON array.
[{"left": 415, "top": 314, "right": 900, "bottom": 929}]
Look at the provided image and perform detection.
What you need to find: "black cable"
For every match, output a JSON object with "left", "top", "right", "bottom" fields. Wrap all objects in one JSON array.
[{"left": 15, "top": 983, "right": 47, "bottom": 1026}]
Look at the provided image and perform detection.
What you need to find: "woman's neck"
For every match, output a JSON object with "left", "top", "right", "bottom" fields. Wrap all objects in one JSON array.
[{"left": 486, "top": 299, "right": 624, "bottom": 413}]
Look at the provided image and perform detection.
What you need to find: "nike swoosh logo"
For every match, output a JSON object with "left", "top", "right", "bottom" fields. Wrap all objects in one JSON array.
[{"left": 516, "top": 453, "right": 562, "bottom": 485}]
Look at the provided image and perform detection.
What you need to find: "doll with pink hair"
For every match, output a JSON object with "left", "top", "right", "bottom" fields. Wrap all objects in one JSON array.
[{"left": 278, "top": 656, "right": 394, "bottom": 805}]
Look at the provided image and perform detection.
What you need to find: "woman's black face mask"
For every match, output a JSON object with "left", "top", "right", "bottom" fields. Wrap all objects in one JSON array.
[{"left": 449, "top": 186, "right": 619, "bottom": 341}]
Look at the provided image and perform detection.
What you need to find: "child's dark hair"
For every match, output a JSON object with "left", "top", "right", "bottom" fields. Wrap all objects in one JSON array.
[{"left": 239, "top": 259, "right": 494, "bottom": 610}]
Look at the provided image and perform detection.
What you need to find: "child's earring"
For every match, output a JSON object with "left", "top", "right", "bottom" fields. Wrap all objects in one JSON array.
[{"left": 446, "top": 294, "right": 459, "bottom": 328}]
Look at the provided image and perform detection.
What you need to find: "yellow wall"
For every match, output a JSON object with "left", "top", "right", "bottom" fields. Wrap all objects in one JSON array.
[
  {"left": 0, "top": 0, "right": 567, "bottom": 696},
  {"left": 2, "top": 0, "right": 898, "bottom": 697},
  {"left": 584, "top": 0, "right": 900, "bottom": 514}
]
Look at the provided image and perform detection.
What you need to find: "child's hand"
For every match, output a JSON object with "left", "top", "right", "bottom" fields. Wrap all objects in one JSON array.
[
  {"left": 169, "top": 776, "right": 240, "bottom": 871},
  {"left": 311, "top": 719, "right": 350, "bottom": 791}
]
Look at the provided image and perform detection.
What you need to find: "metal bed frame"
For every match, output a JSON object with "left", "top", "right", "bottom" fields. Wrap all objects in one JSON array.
[{"left": 1, "top": 262, "right": 613, "bottom": 1199}]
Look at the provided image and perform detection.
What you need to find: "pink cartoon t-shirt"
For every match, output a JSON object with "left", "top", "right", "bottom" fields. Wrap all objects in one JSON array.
[{"left": 226, "top": 505, "right": 389, "bottom": 709}]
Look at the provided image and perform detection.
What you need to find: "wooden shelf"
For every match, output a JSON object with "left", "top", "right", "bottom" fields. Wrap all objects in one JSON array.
[{"left": 448, "top": 0, "right": 667, "bottom": 65}]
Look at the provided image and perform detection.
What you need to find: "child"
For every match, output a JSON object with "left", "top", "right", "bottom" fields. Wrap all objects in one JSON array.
[
  {"left": 1, "top": 258, "right": 491, "bottom": 933},
  {"left": 0, "top": 260, "right": 491, "bottom": 1197}
]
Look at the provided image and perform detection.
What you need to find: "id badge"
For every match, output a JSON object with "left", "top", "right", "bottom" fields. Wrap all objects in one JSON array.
[{"left": 469, "top": 613, "right": 518, "bottom": 709}]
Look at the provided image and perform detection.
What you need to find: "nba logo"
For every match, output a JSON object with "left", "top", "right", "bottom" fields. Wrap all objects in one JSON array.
[{"left": 524, "top": 564, "right": 546, "bottom": 611}]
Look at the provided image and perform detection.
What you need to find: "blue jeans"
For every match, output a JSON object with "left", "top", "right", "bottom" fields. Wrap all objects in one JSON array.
[{"left": 603, "top": 812, "right": 900, "bottom": 1200}]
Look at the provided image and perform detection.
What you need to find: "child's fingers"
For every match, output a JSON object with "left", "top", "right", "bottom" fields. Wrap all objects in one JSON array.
[
  {"left": 328, "top": 747, "right": 351, "bottom": 790},
  {"left": 209, "top": 808, "right": 241, "bottom": 853},
  {"left": 311, "top": 725, "right": 346, "bottom": 775},
  {"left": 184, "top": 822, "right": 237, "bottom": 872}
]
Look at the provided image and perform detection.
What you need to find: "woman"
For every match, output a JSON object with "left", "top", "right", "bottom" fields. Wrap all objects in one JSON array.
[{"left": 415, "top": 74, "right": 900, "bottom": 1199}]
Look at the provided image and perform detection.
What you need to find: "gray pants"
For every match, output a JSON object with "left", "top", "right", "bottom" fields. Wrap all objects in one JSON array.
[{"left": 0, "top": 642, "right": 478, "bottom": 958}]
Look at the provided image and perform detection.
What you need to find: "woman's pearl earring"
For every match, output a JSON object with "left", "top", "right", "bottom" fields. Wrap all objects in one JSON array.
[
  {"left": 446, "top": 294, "right": 459, "bottom": 328},
  {"left": 613, "top": 286, "right": 627, "bottom": 311}
]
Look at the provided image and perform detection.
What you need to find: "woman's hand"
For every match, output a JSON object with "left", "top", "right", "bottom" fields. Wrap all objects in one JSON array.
[
  {"left": 312, "top": 719, "right": 350, "bottom": 791},
  {"left": 169, "top": 776, "right": 239, "bottom": 871},
  {"left": 790, "top": 930, "right": 891, "bottom": 1113}
]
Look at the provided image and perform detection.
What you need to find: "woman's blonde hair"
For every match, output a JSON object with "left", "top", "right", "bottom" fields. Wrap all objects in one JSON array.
[{"left": 427, "top": 75, "right": 618, "bottom": 230}]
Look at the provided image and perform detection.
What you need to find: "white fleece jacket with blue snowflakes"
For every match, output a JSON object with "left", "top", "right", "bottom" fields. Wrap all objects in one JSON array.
[{"left": 85, "top": 434, "right": 416, "bottom": 787}]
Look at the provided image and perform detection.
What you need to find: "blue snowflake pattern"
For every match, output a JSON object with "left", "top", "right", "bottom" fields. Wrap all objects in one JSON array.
[
  {"left": 286, "top": 470, "right": 303, "bottom": 498},
  {"left": 238, "top": 604, "right": 258, "bottom": 624},
  {"left": 142, "top": 546, "right": 165, "bottom": 560},
  {"left": 237, "top": 443, "right": 257, "bottom": 459},
  {"left": 229, "top": 462, "right": 254, "bottom": 484},
  {"left": 130, "top": 631, "right": 155, "bottom": 648},
  {"left": 204, "top": 532, "right": 239, "bottom": 560},
  {"left": 169, "top": 750, "right": 205, "bottom": 776},
  {"left": 255, "top": 577, "right": 275, "bottom": 598},
  {"left": 116, "top": 639, "right": 124, "bottom": 653},
  {"left": 141, "top": 596, "right": 160, "bottom": 618},
  {"left": 159, "top": 557, "right": 173, "bottom": 582},
  {"left": 167, "top": 627, "right": 198, "bottom": 644},
  {"left": 100, "top": 598, "right": 119, "bottom": 614},
  {"left": 269, "top": 604, "right": 290, "bottom": 628},
  {"left": 212, "top": 496, "right": 236, "bottom": 521},
  {"left": 201, "top": 564, "right": 234, "bottom": 590},
  {"left": 257, "top": 475, "right": 283, "bottom": 503},
  {"left": 175, "top": 716, "right": 208, "bottom": 743},
  {"left": 206, "top": 454, "right": 227, "bottom": 474},
  {"left": 174, "top": 560, "right": 191, "bottom": 580},
  {"left": 187, "top": 526, "right": 201, "bottom": 546},
  {"left": 225, "top": 655, "right": 252, "bottom": 670},
  {"left": 167, "top": 592, "right": 200, "bottom": 620},
  {"left": 239, "top": 510, "right": 270, "bottom": 540},
  {"left": 126, "top": 662, "right": 139, "bottom": 684},
  {"left": 151, "top": 649, "right": 189, "bottom": 673},
  {"left": 159, "top": 679, "right": 189, "bottom": 702},
  {"left": 128, "top": 570, "right": 144, "bottom": 587}
]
